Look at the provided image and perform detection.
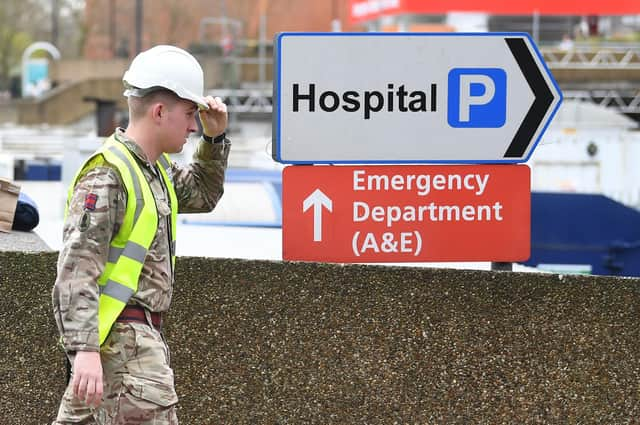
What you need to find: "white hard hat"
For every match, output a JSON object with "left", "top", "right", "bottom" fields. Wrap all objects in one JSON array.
[{"left": 123, "top": 45, "right": 209, "bottom": 110}]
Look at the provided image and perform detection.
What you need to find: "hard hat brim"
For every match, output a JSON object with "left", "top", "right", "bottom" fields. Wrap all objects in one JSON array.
[
  {"left": 123, "top": 87, "right": 210, "bottom": 111},
  {"left": 123, "top": 72, "right": 210, "bottom": 110},
  {"left": 183, "top": 90, "right": 210, "bottom": 111}
]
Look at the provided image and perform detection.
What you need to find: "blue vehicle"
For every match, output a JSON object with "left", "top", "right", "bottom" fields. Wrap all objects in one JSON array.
[{"left": 522, "top": 192, "right": 640, "bottom": 277}]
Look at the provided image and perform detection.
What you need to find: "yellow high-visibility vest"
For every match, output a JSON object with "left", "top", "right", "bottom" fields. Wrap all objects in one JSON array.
[{"left": 66, "top": 135, "right": 178, "bottom": 345}]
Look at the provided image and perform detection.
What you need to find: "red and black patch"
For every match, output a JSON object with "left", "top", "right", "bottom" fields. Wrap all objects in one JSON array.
[{"left": 84, "top": 193, "right": 98, "bottom": 211}]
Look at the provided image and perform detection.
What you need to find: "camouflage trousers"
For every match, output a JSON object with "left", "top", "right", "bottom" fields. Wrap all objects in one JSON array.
[{"left": 53, "top": 321, "right": 178, "bottom": 424}]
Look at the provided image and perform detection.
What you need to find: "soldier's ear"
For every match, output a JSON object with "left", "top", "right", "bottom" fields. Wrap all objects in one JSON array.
[{"left": 150, "top": 102, "right": 164, "bottom": 123}]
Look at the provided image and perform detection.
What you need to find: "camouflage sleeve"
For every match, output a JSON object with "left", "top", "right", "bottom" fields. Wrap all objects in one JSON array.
[
  {"left": 172, "top": 138, "right": 230, "bottom": 213},
  {"left": 52, "top": 162, "right": 125, "bottom": 352}
]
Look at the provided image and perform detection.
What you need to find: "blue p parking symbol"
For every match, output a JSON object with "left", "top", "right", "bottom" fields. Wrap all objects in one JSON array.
[{"left": 447, "top": 68, "right": 507, "bottom": 128}]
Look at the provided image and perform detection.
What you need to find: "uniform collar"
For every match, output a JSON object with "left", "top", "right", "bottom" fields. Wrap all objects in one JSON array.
[{"left": 114, "top": 128, "right": 155, "bottom": 168}]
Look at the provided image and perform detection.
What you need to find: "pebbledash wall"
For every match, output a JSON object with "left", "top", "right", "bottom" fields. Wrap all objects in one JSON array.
[{"left": 1, "top": 251, "right": 640, "bottom": 423}]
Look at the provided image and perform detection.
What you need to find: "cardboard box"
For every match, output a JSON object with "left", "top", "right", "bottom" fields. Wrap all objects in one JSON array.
[{"left": 0, "top": 178, "right": 20, "bottom": 232}]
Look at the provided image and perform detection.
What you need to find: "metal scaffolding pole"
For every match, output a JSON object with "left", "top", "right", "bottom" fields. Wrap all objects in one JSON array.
[
  {"left": 135, "top": 0, "right": 143, "bottom": 54},
  {"left": 51, "top": 0, "right": 59, "bottom": 46}
]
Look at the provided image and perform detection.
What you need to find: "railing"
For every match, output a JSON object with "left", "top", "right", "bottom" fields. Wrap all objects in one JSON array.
[
  {"left": 0, "top": 134, "right": 65, "bottom": 156},
  {"left": 562, "top": 90, "right": 640, "bottom": 113},
  {"left": 209, "top": 46, "right": 640, "bottom": 115},
  {"left": 540, "top": 46, "right": 640, "bottom": 69},
  {"left": 212, "top": 87, "right": 640, "bottom": 115},
  {"left": 210, "top": 88, "right": 273, "bottom": 114}
]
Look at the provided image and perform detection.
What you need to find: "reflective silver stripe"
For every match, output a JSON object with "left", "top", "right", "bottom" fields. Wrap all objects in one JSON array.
[
  {"left": 107, "top": 146, "right": 144, "bottom": 224},
  {"left": 107, "top": 242, "right": 147, "bottom": 265},
  {"left": 122, "top": 241, "right": 147, "bottom": 263},
  {"left": 108, "top": 247, "right": 123, "bottom": 264},
  {"left": 171, "top": 240, "right": 176, "bottom": 256},
  {"left": 100, "top": 279, "right": 135, "bottom": 303},
  {"left": 157, "top": 155, "right": 172, "bottom": 176}
]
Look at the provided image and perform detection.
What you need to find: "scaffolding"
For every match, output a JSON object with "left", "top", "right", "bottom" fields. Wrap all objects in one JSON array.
[
  {"left": 542, "top": 46, "right": 640, "bottom": 69},
  {"left": 209, "top": 46, "right": 640, "bottom": 116},
  {"left": 563, "top": 90, "right": 640, "bottom": 113}
]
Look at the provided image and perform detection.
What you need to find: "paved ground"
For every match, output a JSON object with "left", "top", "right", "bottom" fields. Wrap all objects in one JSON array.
[{"left": 0, "top": 229, "right": 51, "bottom": 252}]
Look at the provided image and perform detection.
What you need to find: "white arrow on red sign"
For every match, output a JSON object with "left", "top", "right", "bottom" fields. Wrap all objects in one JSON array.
[{"left": 302, "top": 188, "right": 333, "bottom": 242}]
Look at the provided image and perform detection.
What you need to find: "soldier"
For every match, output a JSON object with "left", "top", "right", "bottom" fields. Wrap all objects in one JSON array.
[{"left": 51, "top": 45, "right": 230, "bottom": 424}]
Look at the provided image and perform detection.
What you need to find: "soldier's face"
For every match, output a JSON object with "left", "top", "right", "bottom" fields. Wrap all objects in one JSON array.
[{"left": 162, "top": 99, "right": 199, "bottom": 153}]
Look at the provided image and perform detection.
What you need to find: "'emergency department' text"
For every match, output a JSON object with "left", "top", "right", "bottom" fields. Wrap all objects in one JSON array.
[{"left": 353, "top": 169, "right": 489, "bottom": 196}]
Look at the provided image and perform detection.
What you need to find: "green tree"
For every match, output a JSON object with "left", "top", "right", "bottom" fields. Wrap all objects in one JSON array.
[
  {"left": 0, "top": 1, "right": 40, "bottom": 92},
  {"left": 0, "top": 0, "right": 85, "bottom": 93}
]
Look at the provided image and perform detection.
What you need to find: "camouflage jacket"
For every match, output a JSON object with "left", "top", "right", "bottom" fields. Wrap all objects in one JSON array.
[{"left": 52, "top": 128, "right": 230, "bottom": 352}]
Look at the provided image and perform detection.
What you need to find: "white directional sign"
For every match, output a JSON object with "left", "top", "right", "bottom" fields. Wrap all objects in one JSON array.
[{"left": 272, "top": 32, "right": 562, "bottom": 164}]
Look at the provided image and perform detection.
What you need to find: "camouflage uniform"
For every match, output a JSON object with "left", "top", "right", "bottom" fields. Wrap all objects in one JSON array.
[{"left": 52, "top": 128, "right": 230, "bottom": 424}]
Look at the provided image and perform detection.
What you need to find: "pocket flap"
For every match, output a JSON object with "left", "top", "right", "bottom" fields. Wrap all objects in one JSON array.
[{"left": 122, "top": 374, "right": 178, "bottom": 407}]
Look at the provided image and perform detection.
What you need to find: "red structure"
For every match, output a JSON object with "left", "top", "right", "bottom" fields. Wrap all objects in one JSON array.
[{"left": 349, "top": 0, "right": 640, "bottom": 24}]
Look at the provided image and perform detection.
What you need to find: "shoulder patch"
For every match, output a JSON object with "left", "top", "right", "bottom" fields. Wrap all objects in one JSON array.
[
  {"left": 84, "top": 193, "right": 98, "bottom": 211},
  {"left": 78, "top": 211, "right": 91, "bottom": 232}
]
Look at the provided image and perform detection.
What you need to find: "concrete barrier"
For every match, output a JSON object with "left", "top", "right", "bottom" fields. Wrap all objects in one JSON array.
[
  {"left": 1, "top": 251, "right": 639, "bottom": 423},
  {"left": 16, "top": 79, "right": 126, "bottom": 126}
]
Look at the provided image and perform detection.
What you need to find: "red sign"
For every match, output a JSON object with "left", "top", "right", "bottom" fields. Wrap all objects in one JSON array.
[
  {"left": 349, "top": 0, "right": 404, "bottom": 24},
  {"left": 283, "top": 165, "right": 530, "bottom": 263},
  {"left": 349, "top": 0, "right": 640, "bottom": 24}
]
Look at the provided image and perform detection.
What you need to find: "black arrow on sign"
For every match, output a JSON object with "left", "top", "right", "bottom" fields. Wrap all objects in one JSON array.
[{"left": 504, "top": 37, "right": 555, "bottom": 158}]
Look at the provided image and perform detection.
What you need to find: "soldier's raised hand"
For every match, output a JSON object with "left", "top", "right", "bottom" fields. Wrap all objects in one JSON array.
[{"left": 199, "top": 96, "right": 228, "bottom": 139}]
